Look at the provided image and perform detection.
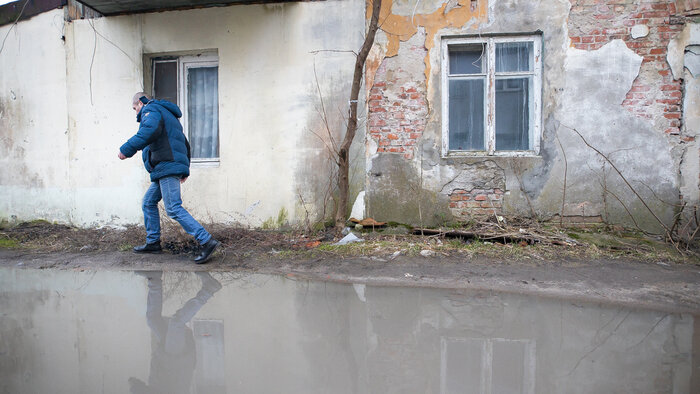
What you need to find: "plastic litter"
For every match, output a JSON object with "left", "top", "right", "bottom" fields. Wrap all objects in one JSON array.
[{"left": 334, "top": 232, "right": 364, "bottom": 245}]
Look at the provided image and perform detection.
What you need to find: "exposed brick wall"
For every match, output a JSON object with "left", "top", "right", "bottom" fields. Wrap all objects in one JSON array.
[
  {"left": 448, "top": 188, "right": 504, "bottom": 218},
  {"left": 568, "top": 0, "right": 685, "bottom": 136},
  {"left": 368, "top": 73, "right": 428, "bottom": 159}
]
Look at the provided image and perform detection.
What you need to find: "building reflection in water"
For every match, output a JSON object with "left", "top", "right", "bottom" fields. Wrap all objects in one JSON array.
[{"left": 0, "top": 269, "right": 696, "bottom": 393}]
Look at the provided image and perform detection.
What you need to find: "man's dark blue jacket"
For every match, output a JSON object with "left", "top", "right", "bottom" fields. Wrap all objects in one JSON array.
[{"left": 119, "top": 100, "right": 191, "bottom": 182}]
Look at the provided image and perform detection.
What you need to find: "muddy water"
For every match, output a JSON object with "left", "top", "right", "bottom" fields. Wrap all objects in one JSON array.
[{"left": 0, "top": 268, "right": 697, "bottom": 394}]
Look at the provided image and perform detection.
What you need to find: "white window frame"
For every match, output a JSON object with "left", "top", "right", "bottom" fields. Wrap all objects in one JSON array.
[
  {"left": 152, "top": 53, "right": 220, "bottom": 165},
  {"left": 441, "top": 35, "right": 542, "bottom": 158},
  {"left": 179, "top": 54, "right": 219, "bottom": 164}
]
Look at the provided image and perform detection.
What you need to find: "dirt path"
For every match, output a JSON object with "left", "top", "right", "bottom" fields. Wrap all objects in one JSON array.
[{"left": 2, "top": 249, "right": 699, "bottom": 315}]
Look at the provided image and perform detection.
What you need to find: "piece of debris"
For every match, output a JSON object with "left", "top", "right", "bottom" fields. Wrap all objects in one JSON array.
[
  {"left": 334, "top": 232, "right": 364, "bottom": 246},
  {"left": 389, "top": 250, "right": 403, "bottom": 260},
  {"left": 305, "top": 241, "right": 321, "bottom": 249},
  {"left": 404, "top": 273, "right": 414, "bottom": 278},
  {"left": 656, "top": 261, "right": 670, "bottom": 266},
  {"left": 349, "top": 217, "right": 387, "bottom": 227},
  {"left": 420, "top": 249, "right": 435, "bottom": 257}
]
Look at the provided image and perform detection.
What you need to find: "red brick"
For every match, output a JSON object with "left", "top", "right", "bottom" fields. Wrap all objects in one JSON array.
[
  {"left": 630, "top": 85, "right": 651, "bottom": 92},
  {"left": 595, "top": 13, "right": 614, "bottom": 20},
  {"left": 642, "top": 11, "right": 668, "bottom": 18},
  {"left": 664, "top": 113, "right": 680, "bottom": 119}
]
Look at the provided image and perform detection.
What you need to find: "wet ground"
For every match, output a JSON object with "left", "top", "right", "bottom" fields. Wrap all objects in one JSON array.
[{"left": 1, "top": 265, "right": 699, "bottom": 393}]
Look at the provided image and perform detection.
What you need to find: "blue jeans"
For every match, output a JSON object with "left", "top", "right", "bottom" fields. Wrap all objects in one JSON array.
[{"left": 142, "top": 176, "right": 212, "bottom": 245}]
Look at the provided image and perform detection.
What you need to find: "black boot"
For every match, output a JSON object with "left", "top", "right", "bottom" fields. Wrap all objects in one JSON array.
[
  {"left": 194, "top": 239, "right": 219, "bottom": 264},
  {"left": 133, "top": 241, "right": 163, "bottom": 254}
]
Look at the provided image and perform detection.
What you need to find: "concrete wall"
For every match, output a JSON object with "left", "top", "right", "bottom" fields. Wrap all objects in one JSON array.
[
  {"left": 0, "top": 9, "right": 72, "bottom": 223},
  {"left": 1, "top": 0, "right": 365, "bottom": 228},
  {"left": 365, "top": 0, "right": 699, "bottom": 232}
]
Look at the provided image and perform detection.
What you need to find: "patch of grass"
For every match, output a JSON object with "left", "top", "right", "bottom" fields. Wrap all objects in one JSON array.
[
  {"left": 0, "top": 237, "right": 19, "bottom": 248},
  {"left": 118, "top": 243, "right": 134, "bottom": 252},
  {"left": 261, "top": 207, "right": 290, "bottom": 230}
]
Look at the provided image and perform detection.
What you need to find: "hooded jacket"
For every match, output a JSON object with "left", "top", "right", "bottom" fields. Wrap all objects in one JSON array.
[{"left": 120, "top": 100, "right": 191, "bottom": 182}]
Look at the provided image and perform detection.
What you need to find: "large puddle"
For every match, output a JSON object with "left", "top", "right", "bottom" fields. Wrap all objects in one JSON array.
[{"left": 0, "top": 268, "right": 698, "bottom": 393}]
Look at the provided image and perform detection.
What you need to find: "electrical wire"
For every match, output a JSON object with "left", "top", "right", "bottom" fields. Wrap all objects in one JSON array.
[{"left": 0, "top": 0, "right": 30, "bottom": 56}]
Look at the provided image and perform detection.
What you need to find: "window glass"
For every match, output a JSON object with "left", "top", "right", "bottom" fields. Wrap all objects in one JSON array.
[
  {"left": 449, "top": 79, "right": 485, "bottom": 150},
  {"left": 495, "top": 42, "right": 533, "bottom": 73},
  {"left": 153, "top": 60, "right": 177, "bottom": 104},
  {"left": 449, "top": 44, "right": 486, "bottom": 75},
  {"left": 495, "top": 77, "right": 529, "bottom": 150},
  {"left": 187, "top": 66, "right": 219, "bottom": 159}
]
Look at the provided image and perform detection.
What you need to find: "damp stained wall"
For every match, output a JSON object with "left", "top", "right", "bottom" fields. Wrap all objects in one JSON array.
[
  {"left": 364, "top": 0, "right": 698, "bottom": 232},
  {"left": 0, "top": 9, "right": 73, "bottom": 224},
  {"left": 0, "top": 0, "right": 366, "bottom": 227}
]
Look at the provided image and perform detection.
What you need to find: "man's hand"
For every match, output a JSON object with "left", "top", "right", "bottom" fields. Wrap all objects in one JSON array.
[
  {"left": 180, "top": 176, "right": 188, "bottom": 184},
  {"left": 118, "top": 152, "right": 127, "bottom": 160}
]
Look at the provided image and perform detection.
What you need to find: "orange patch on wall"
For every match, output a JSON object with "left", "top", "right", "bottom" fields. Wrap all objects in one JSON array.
[{"left": 366, "top": 0, "right": 489, "bottom": 83}]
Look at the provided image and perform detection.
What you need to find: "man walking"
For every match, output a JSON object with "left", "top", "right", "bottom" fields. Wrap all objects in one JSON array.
[{"left": 118, "top": 92, "right": 219, "bottom": 264}]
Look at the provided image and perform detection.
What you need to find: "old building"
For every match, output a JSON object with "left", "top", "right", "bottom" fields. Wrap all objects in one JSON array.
[{"left": 1, "top": 0, "right": 699, "bottom": 233}]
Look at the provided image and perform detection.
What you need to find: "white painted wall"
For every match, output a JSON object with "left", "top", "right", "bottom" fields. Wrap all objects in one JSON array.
[
  {"left": 0, "top": 9, "right": 72, "bottom": 223},
  {"left": 1, "top": 0, "right": 365, "bottom": 227}
]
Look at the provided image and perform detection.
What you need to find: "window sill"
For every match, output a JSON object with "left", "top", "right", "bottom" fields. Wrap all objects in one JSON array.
[
  {"left": 443, "top": 151, "right": 540, "bottom": 159},
  {"left": 191, "top": 159, "right": 220, "bottom": 168}
]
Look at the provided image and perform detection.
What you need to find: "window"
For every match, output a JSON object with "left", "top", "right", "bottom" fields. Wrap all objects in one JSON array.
[
  {"left": 441, "top": 35, "right": 542, "bottom": 156},
  {"left": 152, "top": 53, "right": 220, "bottom": 163},
  {"left": 441, "top": 337, "right": 536, "bottom": 394}
]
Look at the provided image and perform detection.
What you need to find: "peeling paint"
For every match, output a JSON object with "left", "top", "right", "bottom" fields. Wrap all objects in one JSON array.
[
  {"left": 667, "top": 23, "right": 700, "bottom": 80},
  {"left": 366, "top": 0, "right": 489, "bottom": 87}
]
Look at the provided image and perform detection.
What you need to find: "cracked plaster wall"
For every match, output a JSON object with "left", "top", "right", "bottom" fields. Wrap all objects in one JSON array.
[
  {"left": 668, "top": 22, "right": 700, "bottom": 207},
  {"left": 1, "top": 1, "right": 365, "bottom": 228},
  {"left": 365, "top": 0, "right": 692, "bottom": 232}
]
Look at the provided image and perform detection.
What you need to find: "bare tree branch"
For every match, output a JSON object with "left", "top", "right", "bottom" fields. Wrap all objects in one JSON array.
[{"left": 564, "top": 125, "right": 671, "bottom": 235}]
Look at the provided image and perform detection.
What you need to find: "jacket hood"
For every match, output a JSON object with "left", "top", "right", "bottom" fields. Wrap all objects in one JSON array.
[
  {"left": 136, "top": 99, "right": 182, "bottom": 122},
  {"left": 151, "top": 99, "right": 182, "bottom": 118}
]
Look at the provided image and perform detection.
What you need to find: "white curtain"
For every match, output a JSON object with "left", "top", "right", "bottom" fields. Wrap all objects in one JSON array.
[{"left": 187, "top": 66, "right": 219, "bottom": 159}]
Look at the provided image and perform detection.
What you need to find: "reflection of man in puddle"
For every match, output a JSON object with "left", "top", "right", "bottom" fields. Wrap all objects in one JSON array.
[{"left": 129, "top": 271, "right": 222, "bottom": 394}]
